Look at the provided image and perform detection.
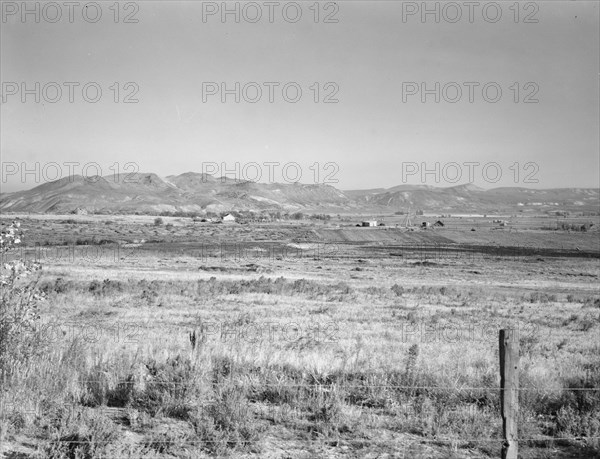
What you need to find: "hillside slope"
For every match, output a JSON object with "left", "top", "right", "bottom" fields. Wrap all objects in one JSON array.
[{"left": 1, "top": 173, "right": 597, "bottom": 214}]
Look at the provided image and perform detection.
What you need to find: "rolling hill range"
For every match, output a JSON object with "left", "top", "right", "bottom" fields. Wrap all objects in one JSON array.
[
  {"left": 0, "top": 172, "right": 598, "bottom": 214},
  {"left": 347, "top": 183, "right": 599, "bottom": 213},
  {"left": 0, "top": 173, "right": 354, "bottom": 214}
]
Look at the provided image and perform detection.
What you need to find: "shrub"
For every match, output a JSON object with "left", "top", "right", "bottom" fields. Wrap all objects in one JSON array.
[
  {"left": 0, "top": 220, "right": 45, "bottom": 382},
  {"left": 190, "top": 384, "right": 262, "bottom": 455},
  {"left": 527, "top": 292, "right": 557, "bottom": 303},
  {"left": 44, "top": 409, "right": 122, "bottom": 459},
  {"left": 88, "top": 279, "right": 123, "bottom": 298},
  {"left": 391, "top": 284, "right": 405, "bottom": 297},
  {"left": 154, "top": 217, "right": 163, "bottom": 226},
  {"left": 133, "top": 355, "right": 197, "bottom": 418}
]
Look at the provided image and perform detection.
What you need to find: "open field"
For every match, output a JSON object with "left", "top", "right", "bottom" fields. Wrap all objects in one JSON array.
[
  {"left": 2, "top": 213, "right": 599, "bottom": 254},
  {"left": 1, "top": 215, "right": 599, "bottom": 458}
]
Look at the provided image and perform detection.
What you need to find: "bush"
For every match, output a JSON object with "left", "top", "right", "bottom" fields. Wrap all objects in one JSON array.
[
  {"left": 89, "top": 279, "right": 123, "bottom": 297},
  {"left": 190, "top": 384, "right": 262, "bottom": 455},
  {"left": 154, "top": 217, "right": 163, "bottom": 226},
  {"left": 391, "top": 284, "right": 405, "bottom": 297},
  {"left": 44, "top": 409, "right": 122, "bottom": 459},
  {"left": 133, "top": 355, "right": 196, "bottom": 417},
  {"left": 527, "top": 292, "right": 557, "bottom": 303},
  {"left": 0, "top": 220, "right": 45, "bottom": 382}
]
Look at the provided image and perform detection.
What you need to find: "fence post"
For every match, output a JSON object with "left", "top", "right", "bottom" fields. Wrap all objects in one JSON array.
[{"left": 499, "top": 329, "right": 519, "bottom": 459}]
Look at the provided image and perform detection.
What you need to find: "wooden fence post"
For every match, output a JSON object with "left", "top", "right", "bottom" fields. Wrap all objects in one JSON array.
[{"left": 499, "top": 329, "right": 519, "bottom": 459}]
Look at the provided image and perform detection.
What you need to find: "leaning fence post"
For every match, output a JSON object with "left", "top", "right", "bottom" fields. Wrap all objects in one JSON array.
[{"left": 499, "top": 329, "right": 519, "bottom": 459}]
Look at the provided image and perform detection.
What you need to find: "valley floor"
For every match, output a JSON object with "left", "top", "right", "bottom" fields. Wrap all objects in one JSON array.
[{"left": 1, "top": 219, "right": 599, "bottom": 458}]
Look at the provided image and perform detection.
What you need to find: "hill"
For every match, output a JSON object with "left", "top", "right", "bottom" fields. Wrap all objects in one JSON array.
[
  {"left": 0, "top": 172, "right": 354, "bottom": 214},
  {"left": 0, "top": 173, "right": 597, "bottom": 215},
  {"left": 348, "top": 184, "right": 599, "bottom": 214}
]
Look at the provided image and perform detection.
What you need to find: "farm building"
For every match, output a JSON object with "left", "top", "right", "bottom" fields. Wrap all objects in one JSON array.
[
  {"left": 433, "top": 220, "right": 444, "bottom": 227},
  {"left": 222, "top": 214, "right": 236, "bottom": 223},
  {"left": 361, "top": 221, "right": 377, "bottom": 227}
]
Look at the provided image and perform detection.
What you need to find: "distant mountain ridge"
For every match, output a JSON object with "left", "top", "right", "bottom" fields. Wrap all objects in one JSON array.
[{"left": 0, "top": 172, "right": 598, "bottom": 214}]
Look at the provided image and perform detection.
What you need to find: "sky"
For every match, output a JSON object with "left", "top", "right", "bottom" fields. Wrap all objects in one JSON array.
[{"left": 1, "top": 0, "right": 599, "bottom": 192}]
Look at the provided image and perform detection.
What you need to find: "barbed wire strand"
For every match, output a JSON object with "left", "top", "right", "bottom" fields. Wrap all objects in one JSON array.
[
  {"left": 4, "top": 382, "right": 596, "bottom": 390},
  {"left": 33, "top": 436, "right": 600, "bottom": 444}
]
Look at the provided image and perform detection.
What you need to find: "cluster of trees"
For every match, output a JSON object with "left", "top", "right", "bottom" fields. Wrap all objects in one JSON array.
[
  {"left": 309, "top": 214, "right": 332, "bottom": 221},
  {"left": 559, "top": 222, "right": 594, "bottom": 232},
  {"left": 547, "top": 211, "right": 600, "bottom": 217},
  {"left": 394, "top": 209, "right": 424, "bottom": 216},
  {"left": 74, "top": 208, "right": 345, "bottom": 222},
  {"left": 90, "top": 209, "right": 340, "bottom": 223},
  {"left": 91, "top": 210, "right": 203, "bottom": 218},
  {"left": 204, "top": 211, "right": 330, "bottom": 222}
]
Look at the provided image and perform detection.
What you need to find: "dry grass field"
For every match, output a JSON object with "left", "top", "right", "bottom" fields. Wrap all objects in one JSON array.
[{"left": 1, "top": 215, "right": 599, "bottom": 458}]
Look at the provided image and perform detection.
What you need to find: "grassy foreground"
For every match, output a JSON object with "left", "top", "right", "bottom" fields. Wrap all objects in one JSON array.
[{"left": 1, "top": 224, "right": 599, "bottom": 458}]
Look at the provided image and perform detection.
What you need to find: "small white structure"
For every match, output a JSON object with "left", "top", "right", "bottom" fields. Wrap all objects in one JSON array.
[
  {"left": 222, "top": 214, "right": 236, "bottom": 223},
  {"left": 361, "top": 220, "right": 377, "bottom": 227}
]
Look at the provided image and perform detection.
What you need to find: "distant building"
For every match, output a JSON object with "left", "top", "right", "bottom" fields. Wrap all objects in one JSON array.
[
  {"left": 433, "top": 220, "right": 444, "bottom": 227},
  {"left": 222, "top": 214, "right": 236, "bottom": 223},
  {"left": 361, "top": 221, "right": 377, "bottom": 227},
  {"left": 421, "top": 222, "right": 430, "bottom": 228}
]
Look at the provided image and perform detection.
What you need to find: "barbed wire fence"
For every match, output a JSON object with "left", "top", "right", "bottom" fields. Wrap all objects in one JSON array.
[{"left": 2, "top": 329, "right": 599, "bottom": 458}]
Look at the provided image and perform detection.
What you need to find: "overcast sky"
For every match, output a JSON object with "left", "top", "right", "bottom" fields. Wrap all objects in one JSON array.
[{"left": 1, "top": 1, "right": 598, "bottom": 192}]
